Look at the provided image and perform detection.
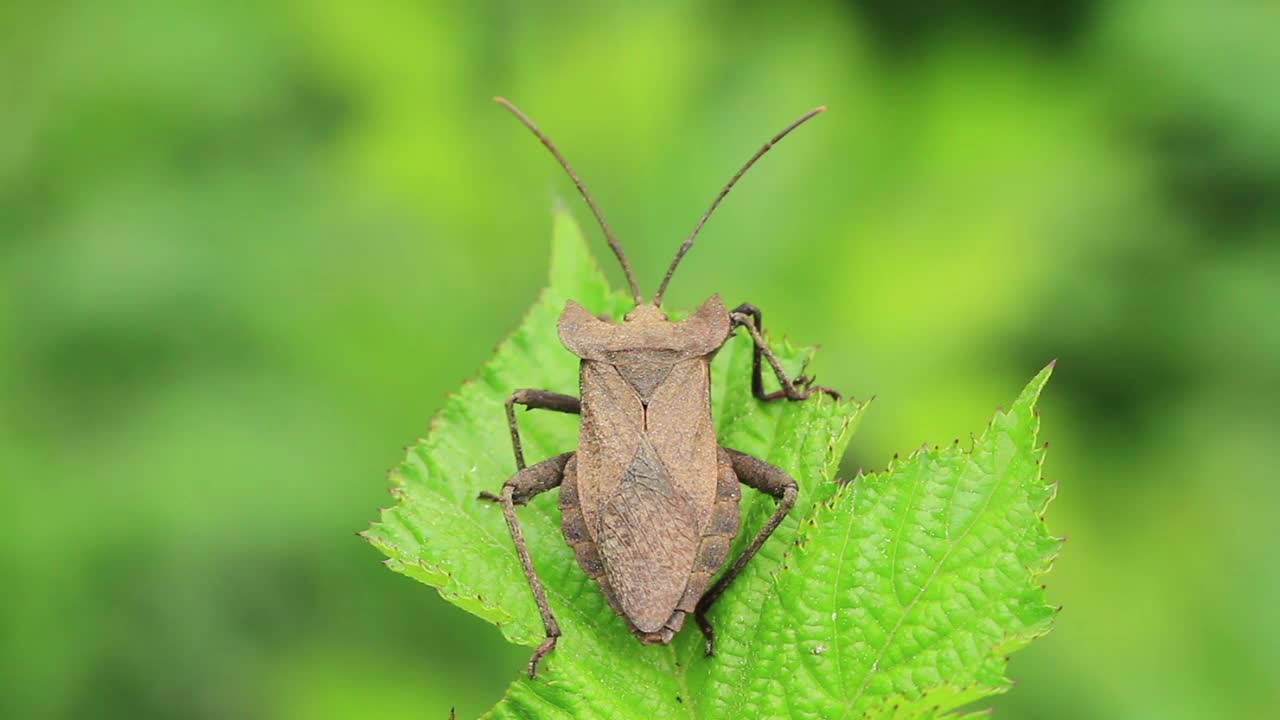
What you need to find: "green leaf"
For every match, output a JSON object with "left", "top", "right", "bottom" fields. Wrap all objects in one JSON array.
[{"left": 363, "top": 210, "right": 1058, "bottom": 719}]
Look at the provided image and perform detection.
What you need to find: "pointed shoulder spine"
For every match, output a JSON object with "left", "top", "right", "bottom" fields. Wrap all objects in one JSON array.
[{"left": 558, "top": 300, "right": 612, "bottom": 359}]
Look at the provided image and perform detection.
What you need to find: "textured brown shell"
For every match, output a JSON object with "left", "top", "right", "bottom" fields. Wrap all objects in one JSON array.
[
  {"left": 556, "top": 295, "right": 739, "bottom": 638},
  {"left": 560, "top": 449, "right": 741, "bottom": 640}
]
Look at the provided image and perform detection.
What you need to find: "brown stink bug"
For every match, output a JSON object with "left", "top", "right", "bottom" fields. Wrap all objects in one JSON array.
[{"left": 481, "top": 97, "right": 838, "bottom": 678}]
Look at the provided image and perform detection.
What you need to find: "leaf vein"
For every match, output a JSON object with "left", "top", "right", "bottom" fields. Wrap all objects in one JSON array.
[{"left": 838, "top": 449, "right": 1010, "bottom": 718}]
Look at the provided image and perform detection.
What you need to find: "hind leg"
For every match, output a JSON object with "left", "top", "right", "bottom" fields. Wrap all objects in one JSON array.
[{"left": 696, "top": 448, "right": 797, "bottom": 656}]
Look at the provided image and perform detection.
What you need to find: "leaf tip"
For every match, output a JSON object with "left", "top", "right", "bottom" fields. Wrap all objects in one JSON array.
[{"left": 1017, "top": 361, "right": 1056, "bottom": 407}]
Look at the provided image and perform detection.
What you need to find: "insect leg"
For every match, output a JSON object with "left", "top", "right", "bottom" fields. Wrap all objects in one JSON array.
[
  {"left": 479, "top": 389, "right": 578, "bottom": 502},
  {"left": 696, "top": 447, "right": 798, "bottom": 657},
  {"left": 496, "top": 451, "right": 574, "bottom": 678},
  {"left": 729, "top": 303, "right": 840, "bottom": 401},
  {"left": 505, "top": 389, "right": 581, "bottom": 470}
]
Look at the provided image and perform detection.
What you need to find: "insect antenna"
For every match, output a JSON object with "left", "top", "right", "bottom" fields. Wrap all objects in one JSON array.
[
  {"left": 652, "top": 106, "right": 827, "bottom": 307},
  {"left": 494, "top": 97, "right": 643, "bottom": 306}
]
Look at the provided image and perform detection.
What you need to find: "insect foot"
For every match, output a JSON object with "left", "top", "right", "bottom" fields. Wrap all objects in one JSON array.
[{"left": 528, "top": 634, "right": 559, "bottom": 679}]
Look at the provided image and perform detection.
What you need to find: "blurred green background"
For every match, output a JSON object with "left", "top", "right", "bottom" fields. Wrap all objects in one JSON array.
[{"left": 3, "top": 1, "right": 1277, "bottom": 718}]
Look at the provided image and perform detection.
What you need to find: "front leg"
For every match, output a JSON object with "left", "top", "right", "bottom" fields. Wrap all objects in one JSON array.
[
  {"left": 730, "top": 303, "right": 840, "bottom": 402},
  {"left": 505, "top": 388, "right": 581, "bottom": 470},
  {"left": 695, "top": 448, "right": 798, "bottom": 656},
  {"left": 479, "top": 389, "right": 579, "bottom": 503},
  {"left": 494, "top": 452, "right": 574, "bottom": 678}
]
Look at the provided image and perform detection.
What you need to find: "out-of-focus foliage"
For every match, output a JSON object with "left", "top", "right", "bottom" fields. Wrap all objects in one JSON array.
[{"left": 1, "top": 1, "right": 1275, "bottom": 719}]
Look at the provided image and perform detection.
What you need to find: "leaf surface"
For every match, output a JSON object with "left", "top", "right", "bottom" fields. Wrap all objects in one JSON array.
[{"left": 364, "top": 210, "right": 1057, "bottom": 719}]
